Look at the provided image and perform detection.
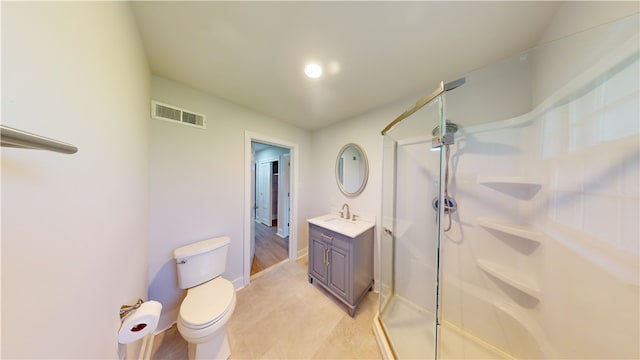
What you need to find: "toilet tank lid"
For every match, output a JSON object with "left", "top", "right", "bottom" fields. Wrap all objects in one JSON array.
[{"left": 174, "top": 236, "right": 230, "bottom": 259}]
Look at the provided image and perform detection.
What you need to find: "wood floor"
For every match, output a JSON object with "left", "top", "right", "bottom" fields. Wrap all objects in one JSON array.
[{"left": 250, "top": 222, "right": 288, "bottom": 276}]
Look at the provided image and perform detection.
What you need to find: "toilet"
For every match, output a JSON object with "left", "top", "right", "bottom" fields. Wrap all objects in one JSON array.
[{"left": 174, "top": 236, "right": 236, "bottom": 360}]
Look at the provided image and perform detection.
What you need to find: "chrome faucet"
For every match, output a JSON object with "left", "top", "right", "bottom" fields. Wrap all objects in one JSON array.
[{"left": 340, "top": 203, "right": 350, "bottom": 219}]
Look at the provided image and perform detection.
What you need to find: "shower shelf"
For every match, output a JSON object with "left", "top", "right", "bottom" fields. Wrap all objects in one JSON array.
[
  {"left": 477, "top": 176, "right": 542, "bottom": 200},
  {"left": 477, "top": 259, "right": 541, "bottom": 299},
  {"left": 477, "top": 218, "right": 542, "bottom": 244}
]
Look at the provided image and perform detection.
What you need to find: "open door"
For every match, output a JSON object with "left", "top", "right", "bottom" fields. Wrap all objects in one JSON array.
[
  {"left": 257, "top": 161, "right": 272, "bottom": 226},
  {"left": 250, "top": 149, "right": 256, "bottom": 267},
  {"left": 278, "top": 154, "right": 291, "bottom": 238}
]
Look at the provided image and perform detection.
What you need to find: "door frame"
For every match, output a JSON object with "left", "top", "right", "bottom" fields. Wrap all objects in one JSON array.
[{"left": 244, "top": 131, "right": 298, "bottom": 287}]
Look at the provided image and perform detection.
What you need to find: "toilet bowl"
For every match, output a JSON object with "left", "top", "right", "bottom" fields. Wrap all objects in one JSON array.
[
  {"left": 177, "top": 277, "right": 236, "bottom": 359},
  {"left": 173, "top": 236, "right": 236, "bottom": 360}
]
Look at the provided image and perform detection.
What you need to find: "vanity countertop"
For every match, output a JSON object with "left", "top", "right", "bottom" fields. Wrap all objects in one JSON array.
[{"left": 307, "top": 213, "right": 375, "bottom": 238}]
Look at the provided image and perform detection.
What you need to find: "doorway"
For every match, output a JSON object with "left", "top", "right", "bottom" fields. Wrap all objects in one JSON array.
[
  {"left": 251, "top": 142, "right": 290, "bottom": 276},
  {"left": 244, "top": 132, "right": 298, "bottom": 286}
]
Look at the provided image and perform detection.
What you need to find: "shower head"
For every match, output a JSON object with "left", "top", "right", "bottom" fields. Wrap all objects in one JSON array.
[{"left": 432, "top": 121, "right": 460, "bottom": 137}]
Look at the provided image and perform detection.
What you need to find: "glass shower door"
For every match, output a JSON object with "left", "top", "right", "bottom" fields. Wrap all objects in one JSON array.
[{"left": 379, "top": 95, "right": 446, "bottom": 359}]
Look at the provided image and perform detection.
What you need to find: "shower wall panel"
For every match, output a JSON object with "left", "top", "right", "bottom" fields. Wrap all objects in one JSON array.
[
  {"left": 394, "top": 139, "right": 440, "bottom": 308},
  {"left": 439, "top": 15, "right": 639, "bottom": 359},
  {"left": 378, "top": 13, "right": 638, "bottom": 360},
  {"left": 531, "top": 50, "right": 639, "bottom": 359},
  {"left": 438, "top": 121, "right": 545, "bottom": 358}
]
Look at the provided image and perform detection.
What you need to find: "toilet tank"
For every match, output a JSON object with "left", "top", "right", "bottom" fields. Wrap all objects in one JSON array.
[{"left": 173, "top": 236, "right": 230, "bottom": 289}]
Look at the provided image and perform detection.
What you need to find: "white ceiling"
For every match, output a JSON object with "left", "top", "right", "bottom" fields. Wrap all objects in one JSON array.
[{"left": 131, "top": 1, "right": 561, "bottom": 131}]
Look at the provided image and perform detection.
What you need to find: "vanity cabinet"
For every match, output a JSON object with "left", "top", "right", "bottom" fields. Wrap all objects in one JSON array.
[{"left": 308, "top": 223, "right": 374, "bottom": 317}]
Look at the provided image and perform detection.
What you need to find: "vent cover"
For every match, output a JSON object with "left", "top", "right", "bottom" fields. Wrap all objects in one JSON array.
[{"left": 152, "top": 101, "right": 206, "bottom": 129}]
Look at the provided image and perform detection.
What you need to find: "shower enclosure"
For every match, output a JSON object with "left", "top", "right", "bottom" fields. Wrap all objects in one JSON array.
[{"left": 375, "top": 14, "right": 639, "bottom": 359}]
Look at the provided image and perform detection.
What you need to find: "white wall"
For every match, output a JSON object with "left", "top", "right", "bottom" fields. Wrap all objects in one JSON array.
[
  {"left": 1, "top": 2, "right": 150, "bottom": 358},
  {"left": 148, "top": 76, "right": 312, "bottom": 329},
  {"left": 310, "top": 97, "right": 417, "bottom": 288},
  {"left": 254, "top": 145, "right": 289, "bottom": 164},
  {"left": 537, "top": 1, "right": 639, "bottom": 44},
  {"left": 531, "top": 2, "right": 640, "bottom": 106}
]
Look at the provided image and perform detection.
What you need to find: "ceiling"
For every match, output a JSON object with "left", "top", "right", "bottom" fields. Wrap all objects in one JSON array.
[{"left": 131, "top": 1, "right": 561, "bottom": 131}]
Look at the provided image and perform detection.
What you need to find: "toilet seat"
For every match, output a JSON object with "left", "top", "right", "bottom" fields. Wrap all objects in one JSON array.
[{"left": 179, "top": 277, "right": 235, "bottom": 330}]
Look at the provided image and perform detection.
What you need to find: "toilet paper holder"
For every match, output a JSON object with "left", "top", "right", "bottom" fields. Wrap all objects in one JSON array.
[{"left": 120, "top": 298, "right": 144, "bottom": 319}]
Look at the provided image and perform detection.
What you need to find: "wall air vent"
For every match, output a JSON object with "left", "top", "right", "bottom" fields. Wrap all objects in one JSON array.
[{"left": 151, "top": 101, "right": 207, "bottom": 129}]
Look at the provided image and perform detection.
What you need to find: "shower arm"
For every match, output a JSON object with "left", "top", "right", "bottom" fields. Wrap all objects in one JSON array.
[{"left": 380, "top": 77, "right": 465, "bottom": 136}]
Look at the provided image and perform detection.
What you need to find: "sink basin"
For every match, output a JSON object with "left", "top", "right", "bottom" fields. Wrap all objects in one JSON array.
[
  {"left": 323, "top": 217, "right": 356, "bottom": 225},
  {"left": 307, "top": 213, "right": 375, "bottom": 238}
]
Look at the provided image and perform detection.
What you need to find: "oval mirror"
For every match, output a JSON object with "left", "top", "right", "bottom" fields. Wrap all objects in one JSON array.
[{"left": 335, "top": 143, "right": 369, "bottom": 198}]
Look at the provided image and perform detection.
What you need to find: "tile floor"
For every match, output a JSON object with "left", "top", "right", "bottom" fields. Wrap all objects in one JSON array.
[{"left": 150, "top": 257, "right": 382, "bottom": 359}]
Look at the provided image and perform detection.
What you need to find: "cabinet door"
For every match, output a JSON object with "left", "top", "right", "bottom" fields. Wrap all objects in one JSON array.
[
  {"left": 310, "top": 237, "right": 328, "bottom": 283},
  {"left": 327, "top": 245, "right": 350, "bottom": 300}
]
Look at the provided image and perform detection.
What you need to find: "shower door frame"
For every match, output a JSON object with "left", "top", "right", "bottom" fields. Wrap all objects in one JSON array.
[{"left": 377, "top": 79, "right": 458, "bottom": 359}]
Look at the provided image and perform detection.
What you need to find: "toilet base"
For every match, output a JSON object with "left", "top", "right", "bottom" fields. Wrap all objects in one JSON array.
[{"left": 187, "top": 331, "right": 230, "bottom": 360}]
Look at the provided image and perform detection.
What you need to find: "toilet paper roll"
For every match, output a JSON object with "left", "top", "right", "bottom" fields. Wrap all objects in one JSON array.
[{"left": 118, "top": 300, "right": 162, "bottom": 344}]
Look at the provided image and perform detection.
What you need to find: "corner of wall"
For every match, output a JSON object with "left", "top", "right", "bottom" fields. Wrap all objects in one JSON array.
[{"left": 538, "top": 1, "right": 639, "bottom": 44}]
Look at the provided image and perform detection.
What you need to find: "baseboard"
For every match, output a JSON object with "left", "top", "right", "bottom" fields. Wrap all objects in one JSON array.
[
  {"left": 231, "top": 276, "right": 245, "bottom": 290},
  {"left": 117, "top": 333, "right": 153, "bottom": 360},
  {"left": 156, "top": 308, "right": 178, "bottom": 334}
]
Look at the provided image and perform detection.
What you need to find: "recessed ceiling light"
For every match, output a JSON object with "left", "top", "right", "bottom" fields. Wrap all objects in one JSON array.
[{"left": 304, "top": 63, "right": 323, "bottom": 78}]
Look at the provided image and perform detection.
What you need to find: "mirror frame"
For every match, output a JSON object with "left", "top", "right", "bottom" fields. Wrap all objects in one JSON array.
[{"left": 335, "top": 143, "right": 369, "bottom": 198}]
